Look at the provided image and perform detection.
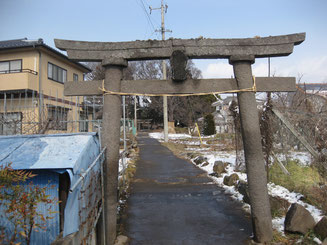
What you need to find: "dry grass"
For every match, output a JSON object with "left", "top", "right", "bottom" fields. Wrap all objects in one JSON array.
[
  {"left": 161, "top": 142, "right": 187, "bottom": 157},
  {"left": 272, "top": 229, "right": 319, "bottom": 245},
  {"left": 269, "top": 160, "right": 327, "bottom": 214}
]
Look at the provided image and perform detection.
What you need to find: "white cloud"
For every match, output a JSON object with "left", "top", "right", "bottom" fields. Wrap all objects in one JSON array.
[
  {"left": 202, "top": 60, "right": 273, "bottom": 79},
  {"left": 202, "top": 56, "right": 327, "bottom": 83},
  {"left": 253, "top": 62, "right": 270, "bottom": 77},
  {"left": 275, "top": 56, "right": 327, "bottom": 82},
  {"left": 202, "top": 61, "right": 233, "bottom": 78}
]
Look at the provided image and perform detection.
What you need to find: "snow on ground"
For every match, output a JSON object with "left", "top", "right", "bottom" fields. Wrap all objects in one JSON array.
[
  {"left": 119, "top": 156, "right": 131, "bottom": 173},
  {"left": 149, "top": 132, "right": 191, "bottom": 140},
  {"left": 198, "top": 153, "right": 324, "bottom": 235},
  {"left": 119, "top": 149, "right": 131, "bottom": 173},
  {"left": 149, "top": 132, "right": 325, "bottom": 239},
  {"left": 268, "top": 183, "right": 323, "bottom": 223},
  {"left": 276, "top": 151, "right": 312, "bottom": 166}
]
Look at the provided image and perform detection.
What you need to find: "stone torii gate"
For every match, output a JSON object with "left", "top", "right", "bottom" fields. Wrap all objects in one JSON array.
[{"left": 55, "top": 32, "right": 305, "bottom": 244}]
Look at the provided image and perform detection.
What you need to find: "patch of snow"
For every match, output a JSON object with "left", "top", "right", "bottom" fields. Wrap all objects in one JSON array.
[
  {"left": 275, "top": 151, "right": 312, "bottom": 166},
  {"left": 186, "top": 147, "right": 211, "bottom": 151},
  {"left": 149, "top": 132, "right": 191, "bottom": 140},
  {"left": 149, "top": 132, "right": 163, "bottom": 139},
  {"left": 272, "top": 217, "right": 285, "bottom": 233},
  {"left": 313, "top": 237, "right": 322, "bottom": 244},
  {"left": 268, "top": 183, "right": 323, "bottom": 223},
  {"left": 119, "top": 156, "right": 131, "bottom": 173},
  {"left": 289, "top": 151, "right": 312, "bottom": 166}
]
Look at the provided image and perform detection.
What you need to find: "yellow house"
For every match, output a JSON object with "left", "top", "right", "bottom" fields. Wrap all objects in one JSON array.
[{"left": 0, "top": 38, "right": 92, "bottom": 135}]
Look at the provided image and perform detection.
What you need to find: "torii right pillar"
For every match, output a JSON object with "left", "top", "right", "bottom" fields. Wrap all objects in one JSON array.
[{"left": 230, "top": 55, "right": 272, "bottom": 242}]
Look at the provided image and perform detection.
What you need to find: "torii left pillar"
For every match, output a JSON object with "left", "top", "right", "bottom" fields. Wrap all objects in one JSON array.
[{"left": 101, "top": 58, "right": 127, "bottom": 245}]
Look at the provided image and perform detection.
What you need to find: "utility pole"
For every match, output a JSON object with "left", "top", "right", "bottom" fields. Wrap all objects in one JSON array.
[
  {"left": 150, "top": 0, "right": 172, "bottom": 142},
  {"left": 134, "top": 95, "right": 137, "bottom": 134}
]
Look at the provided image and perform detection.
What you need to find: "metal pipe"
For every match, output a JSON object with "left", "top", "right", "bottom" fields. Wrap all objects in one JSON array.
[
  {"left": 123, "top": 96, "right": 126, "bottom": 151},
  {"left": 70, "top": 147, "right": 106, "bottom": 192},
  {"left": 35, "top": 47, "right": 43, "bottom": 126},
  {"left": 134, "top": 95, "right": 137, "bottom": 135}
]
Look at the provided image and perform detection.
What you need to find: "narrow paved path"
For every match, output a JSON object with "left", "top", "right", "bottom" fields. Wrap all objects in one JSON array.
[{"left": 123, "top": 133, "right": 252, "bottom": 245}]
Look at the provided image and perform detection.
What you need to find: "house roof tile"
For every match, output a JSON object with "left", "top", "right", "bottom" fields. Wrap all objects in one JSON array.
[{"left": 0, "top": 38, "right": 91, "bottom": 72}]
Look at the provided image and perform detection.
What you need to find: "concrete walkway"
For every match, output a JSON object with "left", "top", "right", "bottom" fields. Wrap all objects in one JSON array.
[{"left": 123, "top": 133, "right": 252, "bottom": 245}]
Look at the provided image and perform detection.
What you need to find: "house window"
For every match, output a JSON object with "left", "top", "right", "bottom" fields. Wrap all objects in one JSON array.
[
  {"left": 47, "top": 106, "right": 68, "bottom": 130},
  {"left": 48, "top": 62, "right": 67, "bottom": 83},
  {"left": 79, "top": 113, "right": 88, "bottom": 132},
  {"left": 0, "top": 112, "right": 22, "bottom": 135},
  {"left": 73, "top": 73, "right": 78, "bottom": 81},
  {"left": 0, "top": 60, "right": 22, "bottom": 74}
]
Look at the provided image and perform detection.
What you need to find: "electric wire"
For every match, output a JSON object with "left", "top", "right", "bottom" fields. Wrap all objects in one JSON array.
[{"left": 136, "top": 0, "right": 160, "bottom": 39}]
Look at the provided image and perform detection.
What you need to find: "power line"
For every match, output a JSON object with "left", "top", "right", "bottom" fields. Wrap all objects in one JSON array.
[
  {"left": 139, "top": 0, "right": 156, "bottom": 30},
  {"left": 137, "top": 0, "right": 160, "bottom": 39}
]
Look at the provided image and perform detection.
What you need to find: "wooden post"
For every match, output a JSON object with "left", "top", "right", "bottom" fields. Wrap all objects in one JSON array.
[
  {"left": 101, "top": 58, "right": 127, "bottom": 245},
  {"left": 229, "top": 55, "right": 273, "bottom": 243}
]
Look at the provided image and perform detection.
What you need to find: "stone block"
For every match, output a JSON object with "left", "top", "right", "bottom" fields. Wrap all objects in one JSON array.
[
  {"left": 114, "top": 235, "right": 129, "bottom": 245},
  {"left": 236, "top": 181, "right": 250, "bottom": 204},
  {"left": 194, "top": 156, "right": 207, "bottom": 165},
  {"left": 223, "top": 173, "right": 239, "bottom": 186},
  {"left": 314, "top": 217, "right": 327, "bottom": 240},
  {"left": 284, "top": 203, "right": 316, "bottom": 234},
  {"left": 269, "top": 196, "right": 290, "bottom": 217},
  {"left": 213, "top": 161, "right": 228, "bottom": 175},
  {"left": 202, "top": 161, "right": 209, "bottom": 167}
]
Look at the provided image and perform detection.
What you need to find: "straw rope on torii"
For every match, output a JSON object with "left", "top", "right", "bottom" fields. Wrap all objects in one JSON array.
[
  {"left": 55, "top": 32, "right": 305, "bottom": 245},
  {"left": 99, "top": 76, "right": 257, "bottom": 96}
]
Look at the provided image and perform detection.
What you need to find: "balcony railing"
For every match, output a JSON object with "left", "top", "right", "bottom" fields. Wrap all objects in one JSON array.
[
  {"left": 0, "top": 70, "right": 38, "bottom": 91},
  {"left": 0, "top": 69, "right": 38, "bottom": 75}
]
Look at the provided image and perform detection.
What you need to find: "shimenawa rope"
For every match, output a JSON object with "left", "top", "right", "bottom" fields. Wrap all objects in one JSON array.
[{"left": 99, "top": 76, "right": 257, "bottom": 97}]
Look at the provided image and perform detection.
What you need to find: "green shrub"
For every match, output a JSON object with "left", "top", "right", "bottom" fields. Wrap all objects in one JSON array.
[{"left": 203, "top": 114, "right": 216, "bottom": 136}]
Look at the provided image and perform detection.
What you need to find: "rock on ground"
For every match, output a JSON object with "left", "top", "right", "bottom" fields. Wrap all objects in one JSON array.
[
  {"left": 202, "top": 161, "right": 209, "bottom": 167},
  {"left": 213, "top": 161, "right": 228, "bottom": 176},
  {"left": 284, "top": 203, "right": 316, "bottom": 234},
  {"left": 194, "top": 156, "right": 207, "bottom": 165},
  {"left": 237, "top": 181, "right": 250, "bottom": 204},
  {"left": 269, "top": 196, "right": 290, "bottom": 217},
  {"left": 115, "top": 235, "right": 129, "bottom": 245},
  {"left": 314, "top": 217, "right": 327, "bottom": 241},
  {"left": 223, "top": 173, "right": 239, "bottom": 186}
]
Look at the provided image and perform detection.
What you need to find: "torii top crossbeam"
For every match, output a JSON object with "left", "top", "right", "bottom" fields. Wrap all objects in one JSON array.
[
  {"left": 55, "top": 33, "right": 305, "bottom": 97},
  {"left": 55, "top": 33, "right": 305, "bottom": 62}
]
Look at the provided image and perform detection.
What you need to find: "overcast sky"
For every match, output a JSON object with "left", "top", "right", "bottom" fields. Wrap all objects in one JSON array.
[{"left": 1, "top": 0, "right": 326, "bottom": 83}]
